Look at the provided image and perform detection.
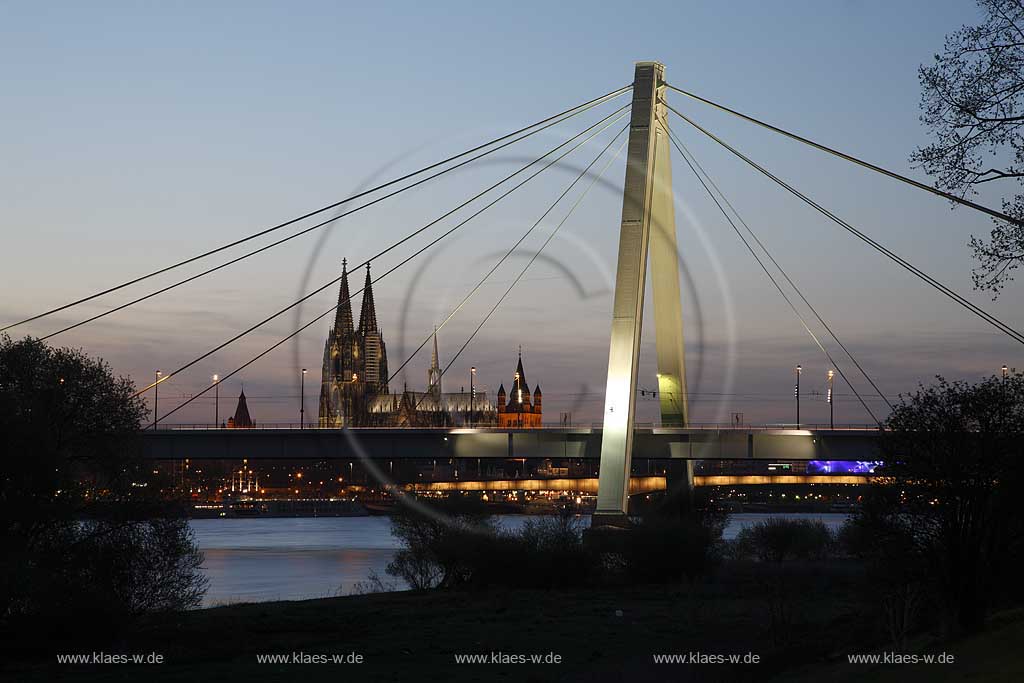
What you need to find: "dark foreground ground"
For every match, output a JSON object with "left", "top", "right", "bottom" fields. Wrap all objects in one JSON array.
[{"left": 4, "top": 563, "right": 1022, "bottom": 682}]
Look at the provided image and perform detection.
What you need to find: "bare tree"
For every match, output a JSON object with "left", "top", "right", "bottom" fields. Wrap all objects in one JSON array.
[
  {"left": 913, "top": 0, "right": 1024, "bottom": 296},
  {"left": 876, "top": 374, "right": 1024, "bottom": 633}
]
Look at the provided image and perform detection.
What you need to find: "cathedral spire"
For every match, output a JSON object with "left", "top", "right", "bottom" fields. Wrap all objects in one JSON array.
[
  {"left": 428, "top": 326, "right": 441, "bottom": 395},
  {"left": 358, "top": 262, "right": 378, "bottom": 334},
  {"left": 334, "top": 258, "right": 354, "bottom": 335}
]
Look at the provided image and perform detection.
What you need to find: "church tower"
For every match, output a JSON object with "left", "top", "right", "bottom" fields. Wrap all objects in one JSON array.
[
  {"left": 319, "top": 259, "right": 389, "bottom": 426},
  {"left": 357, "top": 263, "right": 388, "bottom": 392},
  {"left": 496, "top": 348, "right": 542, "bottom": 429}
]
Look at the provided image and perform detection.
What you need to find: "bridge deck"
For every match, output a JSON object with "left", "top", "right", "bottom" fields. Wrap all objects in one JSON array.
[{"left": 141, "top": 427, "right": 882, "bottom": 462}]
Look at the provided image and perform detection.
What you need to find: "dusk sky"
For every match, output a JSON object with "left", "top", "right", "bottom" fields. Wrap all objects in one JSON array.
[{"left": 2, "top": 0, "right": 1020, "bottom": 425}]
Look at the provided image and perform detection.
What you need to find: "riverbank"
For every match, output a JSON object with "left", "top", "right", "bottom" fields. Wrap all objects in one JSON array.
[
  {"left": 7, "top": 562, "right": 1020, "bottom": 682},
  {"left": 189, "top": 513, "right": 851, "bottom": 604}
]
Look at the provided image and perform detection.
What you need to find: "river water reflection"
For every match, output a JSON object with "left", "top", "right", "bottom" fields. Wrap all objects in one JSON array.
[{"left": 192, "top": 513, "right": 848, "bottom": 606}]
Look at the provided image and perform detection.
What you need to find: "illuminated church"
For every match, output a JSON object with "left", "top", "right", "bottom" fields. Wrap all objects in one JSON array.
[
  {"left": 497, "top": 350, "right": 542, "bottom": 428},
  {"left": 319, "top": 259, "right": 518, "bottom": 428}
]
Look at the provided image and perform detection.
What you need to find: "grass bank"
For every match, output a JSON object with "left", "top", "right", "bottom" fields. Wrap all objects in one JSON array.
[{"left": 4, "top": 563, "right": 1020, "bottom": 682}]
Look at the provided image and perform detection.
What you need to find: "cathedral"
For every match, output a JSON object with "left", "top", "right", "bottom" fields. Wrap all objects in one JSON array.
[
  {"left": 320, "top": 259, "right": 536, "bottom": 428},
  {"left": 317, "top": 259, "right": 390, "bottom": 426}
]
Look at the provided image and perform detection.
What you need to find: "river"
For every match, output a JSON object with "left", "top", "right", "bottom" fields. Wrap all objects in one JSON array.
[{"left": 192, "top": 513, "right": 849, "bottom": 606}]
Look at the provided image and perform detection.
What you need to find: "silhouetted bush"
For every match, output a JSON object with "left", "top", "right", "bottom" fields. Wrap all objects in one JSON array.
[
  {"left": 623, "top": 517, "right": 722, "bottom": 583},
  {"left": 386, "top": 498, "right": 595, "bottom": 590},
  {"left": 733, "top": 518, "right": 835, "bottom": 563},
  {"left": 0, "top": 335, "right": 207, "bottom": 638},
  {"left": 840, "top": 492, "right": 929, "bottom": 649},
  {"left": 497, "top": 514, "right": 596, "bottom": 588},
  {"left": 387, "top": 486, "right": 732, "bottom": 590},
  {"left": 621, "top": 487, "right": 728, "bottom": 583},
  {"left": 385, "top": 496, "right": 501, "bottom": 590},
  {"left": 28, "top": 518, "right": 206, "bottom": 623},
  {"left": 349, "top": 571, "right": 398, "bottom": 595}
]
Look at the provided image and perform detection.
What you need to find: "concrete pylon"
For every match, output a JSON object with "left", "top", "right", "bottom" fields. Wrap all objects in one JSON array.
[{"left": 593, "top": 62, "right": 688, "bottom": 525}]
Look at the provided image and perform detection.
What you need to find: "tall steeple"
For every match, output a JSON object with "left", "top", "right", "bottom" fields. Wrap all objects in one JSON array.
[
  {"left": 229, "top": 389, "right": 254, "bottom": 428},
  {"left": 334, "top": 258, "right": 354, "bottom": 336},
  {"left": 431, "top": 327, "right": 439, "bottom": 369},
  {"left": 428, "top": 327, "right": 441, "bottom": 395},
  {"left": 358, "top": 263, "right": 378, "bottom": 334},
  {"left": 511, "top": 347, "right": 530, "bottom": 407}
]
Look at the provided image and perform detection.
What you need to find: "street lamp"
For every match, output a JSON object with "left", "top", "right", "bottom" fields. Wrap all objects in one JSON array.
[
  {"left": 300, "top": 368, "right": 307, "bottom": 429},
  {"left": 794, "top": 365, "right": 802, "bottom": 427},
  {"left": 1002, "top": 365, "right": 1009, "bottom": 380},
  {"left": 470, "top": 366, "right": 476, "bottom": 427},
  {"left": 213, "top": 374, "right": 220, "bottom": 427},
  {"left": 154, "top": 370, "right": 162, "bottom": 428},
  {"left": 827, "top": 369, "right": 835, "bottom": 429}
]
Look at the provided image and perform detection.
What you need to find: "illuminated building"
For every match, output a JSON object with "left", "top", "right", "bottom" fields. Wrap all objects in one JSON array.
[
  {"left": 497, "top": 350, "right": 542, "bottom": 429},
  {"left": 318, "top": 258, "right": 497, "bottom": 427}
]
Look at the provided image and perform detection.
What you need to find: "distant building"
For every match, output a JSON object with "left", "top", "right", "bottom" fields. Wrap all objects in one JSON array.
[
  {"left": 226, "top": 389, "right": 255, "bottom": 428},
  {"left": 318, "top": 260, "right": 389, "bottom": 427},
  {"left": 318, "top": 259, "right": 497, "bottom": 427},
  {"left": 497, "top": 351, "right": 542, "bottom": 429}
]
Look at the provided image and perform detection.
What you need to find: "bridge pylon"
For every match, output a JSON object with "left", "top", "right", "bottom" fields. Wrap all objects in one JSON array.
[{"left": 593, "top": 62, "right": 688, "bottom": 525}]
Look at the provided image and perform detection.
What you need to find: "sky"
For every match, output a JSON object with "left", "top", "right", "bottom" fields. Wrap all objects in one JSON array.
[{"left": 1, "top": 0, "right": 1020, "bottom": 425}]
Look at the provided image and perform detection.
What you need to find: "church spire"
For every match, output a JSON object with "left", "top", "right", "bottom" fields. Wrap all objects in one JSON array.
[
  {"left": 358, "top": 262, "right": 378, "bottom": 334},
  {"left": 515, "top": 346, "right": 527, "bottom": 387},
  {"left": 334, "top": 258, "right": 354, "bottom": 336},
  {"left": 431, "top": 327, "right": 439, "bottom": 371},
  {"left": 428, "top": 327, "right": 441, "bottom": 395}
]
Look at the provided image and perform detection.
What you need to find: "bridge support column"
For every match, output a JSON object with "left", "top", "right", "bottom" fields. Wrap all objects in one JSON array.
[{"left": 594, "top": 62, "right": 688, "bottom": 526}]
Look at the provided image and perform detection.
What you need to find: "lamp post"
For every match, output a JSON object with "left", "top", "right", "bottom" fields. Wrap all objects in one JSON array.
[
  {"left": 1002, "top": 365, "right": 1010, "bottom": 417},
  {"left": 827, "top": 369, "right": 835, "bottom": 429},
  {"left": 213, "top": 374, "right": 220, "bottom": 427},
  {"left": 794, "top": 364, "right": 802, "bottom": 427},
  {"left": 300, "top": 368, "right": 307, "bottom": 429},
  {"left": 470, "top": 366, "right": 476, "bottom": 427},
  {"left": 154, "top": 370, "right": 162, "bottom": 428}
]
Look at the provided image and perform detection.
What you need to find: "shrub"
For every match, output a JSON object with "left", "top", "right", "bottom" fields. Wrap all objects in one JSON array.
[
  {"left": 624, "top": 516, "right": 722, "bottom": 583},
  {"left": 840, "top": 491, "right": 931, "bottom": 648},
  {"left": 507, "top": 514, "right": 595, "bottom": 588},
  {"left": 386, "top": 498, "right": 595, "bottom": 590},
  {"left": 350, "top": 571, "right": 398, "bottom": 595},
  {"left": 622, "top": 488, "right": 728, "bottom": 583},
  {"left": 385, "top": 496, "right": 500, "bottom": 590},
  {"left": 387, "top": 490, "right": 729, "bottom": 590},
  {"left": 734, "top": 518, "right": 835, "bottom": 563},
  {"left": 17, "top": 517, "right": 206, "bottom": 643}
]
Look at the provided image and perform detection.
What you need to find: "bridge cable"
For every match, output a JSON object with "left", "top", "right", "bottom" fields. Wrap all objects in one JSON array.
[
  {"left": 3, "top": 84, "right": 633, "bottom": 334},
  {"left": 663, "top": 82, "right": 1023, "bottom": 227},
  {"left": 663, "top": 102, "right": 1024, "bottom": 347},
  {"left": 429, "top": 125, "right": 630, "bottom": 403},
  {"left": 144, "top": 109, "right": 630, "bottom": 422},
  {"left": 390, "top": 124, "right": 629, "bottom": 388},
  {"left": 139, "top": 103, "right": 629, "bottom": 401},
  {"left": 661, "top": 121, "right": 880, "bottom": 423},
  {"left": 662, "top": 119, "right": 892, "bottom": 413},
  {"left": 37, "top": 94, "right": 631, "bottom": 341}
]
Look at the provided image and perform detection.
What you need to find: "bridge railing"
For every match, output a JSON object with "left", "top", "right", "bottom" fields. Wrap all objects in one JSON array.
[{"left": 146, "top": 422, "right": 882, "bottom": 431}]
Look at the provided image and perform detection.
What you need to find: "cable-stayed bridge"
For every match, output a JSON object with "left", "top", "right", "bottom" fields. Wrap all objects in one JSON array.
[
  {"left": 140, "top": 424, "right": 882, "bottom": 463},
  {"left": 7, "top": 62, "right": 1023, "bottom": 522}
]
